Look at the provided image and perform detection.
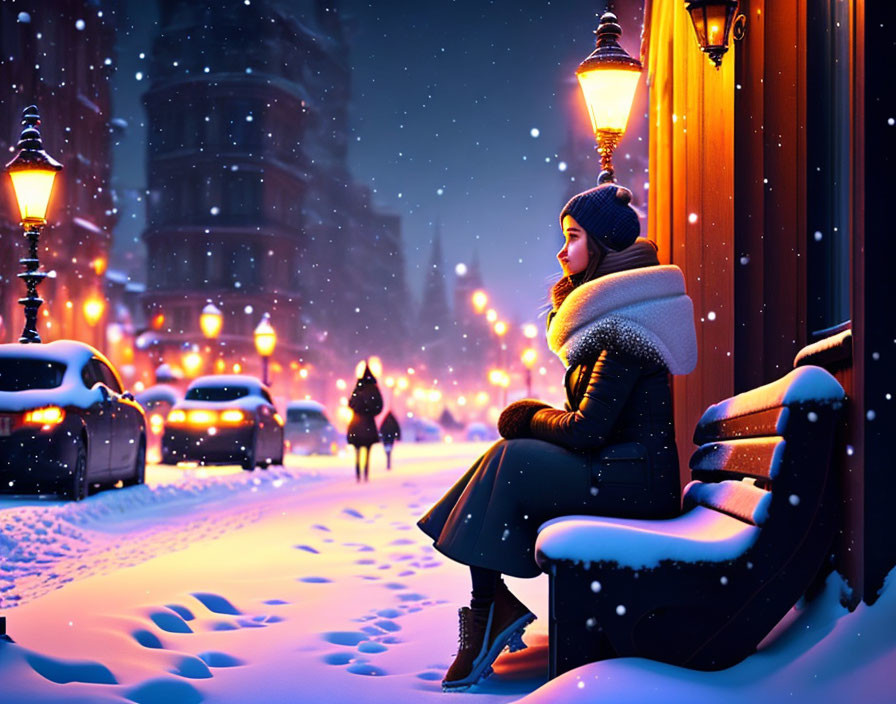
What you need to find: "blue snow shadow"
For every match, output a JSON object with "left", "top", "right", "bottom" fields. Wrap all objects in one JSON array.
[{"left": 25, "top": 652, "right": 117, "bottom": 685}]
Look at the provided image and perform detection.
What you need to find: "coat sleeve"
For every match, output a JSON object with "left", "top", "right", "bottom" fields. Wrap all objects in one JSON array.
[{"left": 529, "top": 349, "right": 642, "bottom": 451}]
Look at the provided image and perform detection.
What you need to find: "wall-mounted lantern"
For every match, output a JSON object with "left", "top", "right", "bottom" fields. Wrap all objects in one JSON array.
[
  {"left": 685, "top": 0, "right": 746, "bottom": 69},
  {"left": 576, "top": 11, "right": 643, "bottom": 184}
]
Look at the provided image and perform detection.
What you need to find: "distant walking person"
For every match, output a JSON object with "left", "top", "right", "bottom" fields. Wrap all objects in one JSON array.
[
  {"left": 379, "top": 410, "right": 401, "bottom": 470},
  {"left": 347, "top": 363, "right": 383, "bottom": 482}
]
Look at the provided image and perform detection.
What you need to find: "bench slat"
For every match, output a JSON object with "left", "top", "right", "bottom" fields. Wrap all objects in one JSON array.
[
  {"left": 689, "top": 437, "right": 786, "bottom": 481},
  {"left": 694, "top": 406, "right": 789, "bottom": 444},
  {"left": 682, "top": 479, "right": 771, "bottom": 526}
]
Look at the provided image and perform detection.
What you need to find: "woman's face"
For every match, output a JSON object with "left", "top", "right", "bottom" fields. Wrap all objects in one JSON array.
[{"left": 558, "top": 215, "right": 590, "bottom": 276}]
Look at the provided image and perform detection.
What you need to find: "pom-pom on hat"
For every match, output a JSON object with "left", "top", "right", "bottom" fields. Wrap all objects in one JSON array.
[{"left": 559, "top": 184, "right": 640, "bottom": 252}]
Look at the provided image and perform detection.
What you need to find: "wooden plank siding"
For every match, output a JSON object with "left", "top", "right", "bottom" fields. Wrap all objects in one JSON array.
[{"left": 645, "top": 0, "right": 735, "bottom": 484}]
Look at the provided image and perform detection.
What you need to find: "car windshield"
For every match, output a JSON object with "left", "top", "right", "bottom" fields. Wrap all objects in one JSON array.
[
  {"left": 287, "top": 409, "right": 327, "bottom": 424},
  {"left": 0, "top": 358, "right": 67, "bottom": 391},
  {"left": 185, "top": 385, "right": 250, "bottom": 402}
]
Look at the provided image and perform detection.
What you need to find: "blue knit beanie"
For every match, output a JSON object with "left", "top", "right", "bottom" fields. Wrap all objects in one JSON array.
[{"left": 559, "top": 184, "right": 640, "bottom": 252}]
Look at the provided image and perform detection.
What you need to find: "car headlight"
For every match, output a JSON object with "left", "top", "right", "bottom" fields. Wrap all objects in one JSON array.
[{"left": 167, "top": 409, "right": 187, "bottom": 424}]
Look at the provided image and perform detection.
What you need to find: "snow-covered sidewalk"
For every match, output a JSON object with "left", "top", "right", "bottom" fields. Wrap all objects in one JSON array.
[{"left": 0, "top": 442, "right": 893, "bottom": 703}]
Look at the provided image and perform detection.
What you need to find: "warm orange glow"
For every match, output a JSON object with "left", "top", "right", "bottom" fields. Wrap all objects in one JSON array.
[
  {"left": 488, "top": 369, "right": 510, "bottom": 387},
  {"left": 215, "top": 358, "right": 226, "bottom": 373},
  {"left": 182, "top": 351, "right": 203, "bottom": 377},
  {"left": 521, "top": 347, "right": 538, "bottom": 368},
  {"left": 428, "top": 389, "right": 442, "bottom": 403},
  {"left": 23, "top": 406, "right": 65, "bottom": 426},
  {"left": 522, "top": 323, "right": 538, "bottom": 339},
  {"left": 83, "top": 297, "right": 105, "bottom": 326},
  {"left": 475, "top": 391, "right": 490, "bottom": 405},
  {"left": 486, "top": 309, "right": 498, "bottom": 323},
  {"left": 220, "top": 409, "right": 246, "bottom": 424},
  {"left": 494, "top": 321, "right": 507, "bottom": 336},
  {"left": 337, "top": 406, "right": 354, "bottom": 424},
  {"left": 396, "top": 377, "right": 409, "bottom": 391},
  {"left": 336, "top": 378, "right": 347, "bottom": 390},
  {"left": 199, "top": 303, "right": 223, "bottom": 339},
  {"left": 272, "top": 412, "right": 284, "bottom": 426},
  {"left": 254, "top": 314, "right": 277, "bottom": 357},
  {"left": 92, "top": 257, "right": 107, "bottom": 276},
  {"left": 149, "top": 413, "right": 165, "bottom": 434},
  {"left": 299, "top": 368, "right": 309, "bottom": 379},
  {"left": 471, "top": 290, "right": 488, "bottom": 313},
  {"left": 385, "top": 376, "right": 395, "bottom": 388},
  {"left": 151, "top": 313, "right": 165, "bottom": 330},
  {"left": 577, "top": 66, "right": 641, "bottom": 136},
  {"left": 166, "top": 409, "right": 187, "bottom": 424},
  {"left": 187, "top": 409, "right": 216, "bottom": 426},
  {"left": 9, "top": 168, "right": 58, "bottom": 223},
  {"left": 232, "top": 363, "right": 242, "bottom": 373}
]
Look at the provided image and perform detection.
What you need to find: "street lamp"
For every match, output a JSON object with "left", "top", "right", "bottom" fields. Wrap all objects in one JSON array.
[
  {"left": 253, "top": 313, "right": 276, "bottom": 386},
  {"left": 685, "top": 0, "right": 744, "bottom": 69},
  {"left": 199, "top": 302, "right": 223, "bottom": 339},
  {"left": 471, "top": 290, "right": 488, "bottom": 314},
  {"left": 4, "top": 106, "right": 62, "bottom": 343},
  {"left": 576, "top": 12, "right": 642, "bottom": 184}
]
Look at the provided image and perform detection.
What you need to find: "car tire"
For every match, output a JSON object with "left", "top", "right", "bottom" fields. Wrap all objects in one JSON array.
[
  {"left": 123, "top": 436, "right": 146, "bottom": 487},
  {"left": 241, "top": 436, "right": 256, "bottom": 471},
  {"left": 68, "top": 438, "right": 88, "bottom": 502}
]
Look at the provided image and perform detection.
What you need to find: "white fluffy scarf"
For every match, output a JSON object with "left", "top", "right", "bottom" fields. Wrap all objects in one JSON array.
[{"left": 547, "top": 265, "right": 698, "bottom": 375}]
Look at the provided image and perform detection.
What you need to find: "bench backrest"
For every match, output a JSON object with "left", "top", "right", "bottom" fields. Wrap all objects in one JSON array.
[{"left": 685, "top": 366, "right": 845, "bottom": 539}]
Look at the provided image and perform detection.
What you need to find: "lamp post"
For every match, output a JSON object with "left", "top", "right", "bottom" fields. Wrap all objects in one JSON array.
[
  {"left": 521, "top": 347, "right": 538, "bottom": 398},
  {"left": 199, "top": 302, "right": 222, "bottom": 340},
  {"left": 4, "top": 106, "right": 62, "bottom": 343},
  {"left": 253, "top": 313, "right": 276, "bottom": 387},
  {"left": 576, "top": 12, "right": 642, "bottom": 184}
]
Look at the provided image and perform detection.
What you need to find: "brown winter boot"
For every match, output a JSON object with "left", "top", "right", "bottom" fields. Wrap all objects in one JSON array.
[
  {"left": 487, "top": 580, "right": 536, "bottom": 655},
  {"left": 442, "top": 606, "right": 493, "bottom": 691}
]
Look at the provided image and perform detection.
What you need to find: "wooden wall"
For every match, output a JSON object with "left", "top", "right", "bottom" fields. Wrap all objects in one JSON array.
[{"left": 645, "top": 0, "right": 735, "bottom": 482}]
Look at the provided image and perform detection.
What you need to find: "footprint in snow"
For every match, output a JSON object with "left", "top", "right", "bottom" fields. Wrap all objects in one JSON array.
[
  {"left": 125, "top": 677, "right": 203, "bottom": 704},
  {"left": 198, "top": 651, "right": 245, "bottom": 668},
  {"left": 342, "top": 508, "right": 364, "bottom": 519},
  {"left": 165, "top": 604, "right": 195, "bottom": 620},
  {"left": 24, "top": 652, "right": 117, "bottom": 685},
  {"left": 323, "top": 631, "right": 369, "bottom": 646},
  {"left": 355, "top": 559, "right": 376, "bottom": 565},
  {"left": 389, "top": 538, "right": 416, "bottom": 546},
  {"left": 358, "top": 641, "right": 388, "bottom": 654},
  {"left": 312, "top": 524, "right": 331, "bottom": 532},
  {"left": 376, "top": 608, "right": 401, "bottom": 618},
  {"left": 263, "top": 599, "right": 290, "bottom": 605},
  {"left": 167, "top": 653, "right": 212, "bottom": 679},
  {"left": 148, "top": 610, "right": 192, "bottom": 634},
  {"left": 347, "top": 663, "right": 387, "bottom": 676},
  {"left": 191, "top": 592, "right": 242, "bottom": 615},
  {"left": 294, "top": 544, "right": 319, "bottom": 554},
  {"left": 417, "top": 671, "right": 443, "bottom": 681},
  {"left": 373, "top": 619, "right": 401, "bottom": 632},
  {"left": 323, "top": 652, "right": 355, "bottom": 666},
  {"left": 397, "top": 593, "right": 426, "bottom": 602},
  {"left": 132, "top": 629, "right": 164, "bottom": 649},
  {"left": 299, "top": 576, "right": 332, "bottom": 583},
  {"left": 383, "top": 582, "right": 407, "bottom": 590}
]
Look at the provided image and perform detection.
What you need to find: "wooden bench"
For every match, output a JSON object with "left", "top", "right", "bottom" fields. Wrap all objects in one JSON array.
[{"left": 534, "top": 365, "right": 846, "bottom": 676}]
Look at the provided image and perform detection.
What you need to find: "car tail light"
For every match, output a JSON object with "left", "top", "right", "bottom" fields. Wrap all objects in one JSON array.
[
  {"left": 187, "top": 409, "right": 216, "bottom": 426},
  {"left": 23, "top": 406, "right": 65, "bottom": 427},
  {"left": 167, "top": 409, "right": 187, "bottom": 424},
  {"left": 220, "top": 409, "right": 245, "bottom": 424}
]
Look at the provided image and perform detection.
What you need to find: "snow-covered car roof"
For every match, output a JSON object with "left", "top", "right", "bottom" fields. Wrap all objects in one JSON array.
[
  {"left": 286, "top": 400, "right": 327, "bottom": 413},
  {"left": 187, "top": 374, "right": 266, "bottom": 393},
  {"left": 0, "top": 340, "right": 113, "bottom": 412},
  {"left": 136, "top": 383, "right": 181, "bottom": 406}
]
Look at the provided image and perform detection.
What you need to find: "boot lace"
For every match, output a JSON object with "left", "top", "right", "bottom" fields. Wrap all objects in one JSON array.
[{"left": 457, "top": 607, "right": 472, "bottom": 651}]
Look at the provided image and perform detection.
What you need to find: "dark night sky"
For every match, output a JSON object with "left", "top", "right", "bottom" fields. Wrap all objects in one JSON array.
[{"left": 110, "top": 0, "right": 647, "bottom": 323}]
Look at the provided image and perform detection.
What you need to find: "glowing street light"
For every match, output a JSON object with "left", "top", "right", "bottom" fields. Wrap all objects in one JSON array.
[
  {"left": 493, "top": 321, "right": 508, "bottom": 337},
  {"left": 486, "top": 309, "right": 498, "bottom": 324},
  {"left": 253, "top": 313, "right": 276, "bottom": 386},
  {"left": 521, "top": 347, "right": 538, "bottom": 397},
  {"left": 522, "top": 323, "right": 539, "bottom": 339},
  {"left": 5, "top": 106, "right": 63, "bottom": 343},
  {"left": 576, "top": 12, "right": 642, "bottom": 184},
  {"left": 471, "top": 290, "right": 488, "bottom": 314},
  {"left": 83, "top": 297, "right": 105, "bottom": 327},
  {"left": 199, "top": 303, "right": 223, "bottom": 340}
]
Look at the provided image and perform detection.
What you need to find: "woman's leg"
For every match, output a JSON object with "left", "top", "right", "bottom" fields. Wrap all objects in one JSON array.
[
  {"left": 363, "top": 446, "right": 371, "bottom": 481},
  {"left": 354, "top": 447, "right": 360, "bottom": 482}
]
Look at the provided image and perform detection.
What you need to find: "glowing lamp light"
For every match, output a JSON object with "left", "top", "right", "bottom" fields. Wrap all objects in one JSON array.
[
  {"left": 522, "top": 323, "right": 539, "bottom": 339},
  {"left": 220, "top": 409, "right": 245, "bottom": 424},
  {"left": 685, "top": 0, "right": 741, "bottom": 68},
  {"left": 199, "top": 303, "right": 223, "bottom": 339},
  {"left": 486, "top": 309, "right": 498, "bottom": 324},
  {"left": 23, "top": 405, "right": 65, "bottom": 426},
  {"left": 471, "top": 290, "right": 488, "bottom": 313},
  {"left": 253, "top": 313, "right": 276, "bottom": 357},
  {"left": 494, "top": 321, "right": 508, "bottom": 336},
  {"left": 182, "top": 350, "right": 203, "bottom": 377},
  {"left": 396, "top": 377, "right": 409, "bottom": 391},
  {"left": 521, "top": 348, "right": 538, "bottom": 368},
  {"left": 576, "top": 12, "right": 642, "bottom": 183},
  {"left": 83, "top": 297, "right": 105, "bottom": 326}
]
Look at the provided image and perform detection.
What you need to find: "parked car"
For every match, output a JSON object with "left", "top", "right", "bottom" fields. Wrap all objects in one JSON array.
[
  {"left": 405, "top": 417, "right": 444, "bottom": 443},
  {"left": 136, "top": 383, "right": 181, "bottom": 464},
  {"left": 162, "top": 375, "right": 283, "bottom": 470},
  {"left": 284, "top": 400, "right": 343, "bottom": 455},
  {"left": 464, "top": 422, "right": 499, "bottom": 442},
  {"left": 0, "top": 340, "right": 146, "bottom": 500}
]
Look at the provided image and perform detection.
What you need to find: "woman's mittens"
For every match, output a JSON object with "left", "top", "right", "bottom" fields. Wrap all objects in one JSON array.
[{"left": 498, "top": 400, "right": 552, "bottom": 439}]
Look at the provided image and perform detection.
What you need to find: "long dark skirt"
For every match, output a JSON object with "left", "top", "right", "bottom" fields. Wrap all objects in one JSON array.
[{"left": 417, "top": 438, "right": 679, "bottom": 579}]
